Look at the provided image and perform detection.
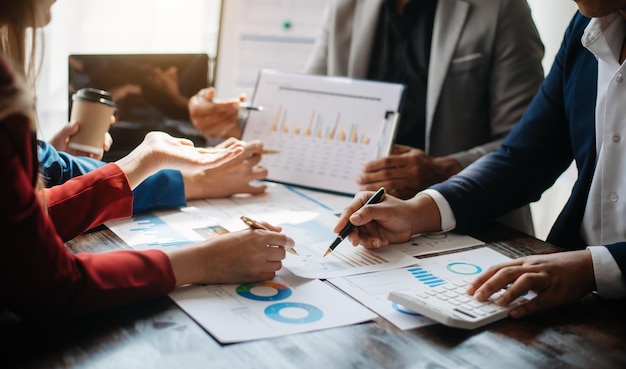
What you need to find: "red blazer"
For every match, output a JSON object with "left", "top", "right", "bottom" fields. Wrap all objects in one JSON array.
[{"left": 0, "top": 59, "right": 176, "bottom": 319}]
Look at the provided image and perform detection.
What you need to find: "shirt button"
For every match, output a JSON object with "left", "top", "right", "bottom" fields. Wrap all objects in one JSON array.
[
  {"left": 613, "top": 135, "right": 621, "bottom": 143},
  {"left": 610, "top": 192, "right": 619, "bottom": 202},
  {"left": 617, "top": 73, "right": 624, "bottom": 83}
]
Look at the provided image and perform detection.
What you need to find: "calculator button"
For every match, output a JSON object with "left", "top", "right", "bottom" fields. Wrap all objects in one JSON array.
[{"left": 444, "top": 291, "right": 458, "bottom": 299}]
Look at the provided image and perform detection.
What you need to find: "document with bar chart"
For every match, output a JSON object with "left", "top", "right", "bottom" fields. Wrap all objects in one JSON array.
[
  {"left": 242, "top": 69, "right": 405, "bottom": 195},
  {"left": 328, "top": 247, "right": 512, "bottom": 330}
]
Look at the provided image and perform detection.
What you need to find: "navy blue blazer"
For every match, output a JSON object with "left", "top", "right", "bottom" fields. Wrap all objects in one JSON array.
[
  {"left": 37, "top": 140, "right": 186, "bottom": 213},
  {"left": 431, "top": 13, "right": 626, "bottom": 279}
]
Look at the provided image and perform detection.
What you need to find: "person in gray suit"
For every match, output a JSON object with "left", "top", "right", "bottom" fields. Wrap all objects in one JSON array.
[{"left": 305, "top": 0, "right": 544, "bottom": 234}]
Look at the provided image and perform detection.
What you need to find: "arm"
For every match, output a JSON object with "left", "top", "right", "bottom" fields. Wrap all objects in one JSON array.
[
  {"left": 2, "top": 117, "right": 176, "bottom": 318},
  {"left": 303, "top": 3, "right": 331, "bottom": 75},
  {"left": 38, "top": 140, "right": 187, "bottom": 213},
  {"left": 45, "top": 163, "right": 134, "bottom": 241}
]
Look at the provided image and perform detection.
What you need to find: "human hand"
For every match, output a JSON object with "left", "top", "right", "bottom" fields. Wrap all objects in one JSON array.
[
  {"left": 49, "top": 120, "right": 114, "bottom": 160},
  {"left": 182, "top": 138, "right": 269, "bottom": 199},
  {"left": 188, "top": 87, "right": 245, "bottom": 139},
  {"left": 333, "top": 192, "right": 441, "bottom": 249},
  {"left": 466, "top": 250, "right": 595, "bottom": 318},
  {"left": 166, "top": 226, "right": 296, "bottom": 284},
  {"left": 357, "top": 144, "right": 462, "bottom": 199},
  {"left": 116, "top": 131, "right": 244, "bottom": 189},
  {"left": 141, "top": 66, "right": 189, "bottom": 118}
]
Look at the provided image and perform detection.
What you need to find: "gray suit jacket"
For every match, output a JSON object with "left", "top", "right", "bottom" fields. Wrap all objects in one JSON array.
[{"left": 305, "top": 0, "right": 544, "bottom": 234}]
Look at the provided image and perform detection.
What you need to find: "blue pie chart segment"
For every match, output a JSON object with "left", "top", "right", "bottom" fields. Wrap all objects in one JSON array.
[
  {"left": 446, "top": 262, "right": 483, "bottom": 275},
  {"left": 391, "top": 302, "right": 422, "bottom": 316},
  {"left": 264, "top": 302, "right": 324, "bottom": 324},
  {"left": 236, "top": 282, "right": 292, "bottom": 301}
]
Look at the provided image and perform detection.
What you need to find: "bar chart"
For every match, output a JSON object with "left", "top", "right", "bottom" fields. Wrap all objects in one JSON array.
[{"left": 243, "top": 70, "right": 404, "bottom": 194}]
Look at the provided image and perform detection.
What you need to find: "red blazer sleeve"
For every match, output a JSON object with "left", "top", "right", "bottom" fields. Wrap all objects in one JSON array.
[
  {"left": 45, "top": 163, "right": 135, "bottom": 242},
  {"left": 0, "top": 115, "right": 176, "bottom": 319}
]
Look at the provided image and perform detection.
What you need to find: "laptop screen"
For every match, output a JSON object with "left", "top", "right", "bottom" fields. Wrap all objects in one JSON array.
[{"left": 69, "top": 53, "right": 209, "bottom": 161}]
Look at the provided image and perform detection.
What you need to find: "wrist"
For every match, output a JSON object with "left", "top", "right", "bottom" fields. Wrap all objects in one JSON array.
[
  {"left": 182, "top": 170, "right": 215, "bottom": 200},
  {"left": 166, "top": 246, "right": 203, "bottom": 286},
  {"left": 408, "top": 193, "right": 442, "bottom": 234},
  {"left": 115, "top": 147, "right": 156, "bottom": 189}
]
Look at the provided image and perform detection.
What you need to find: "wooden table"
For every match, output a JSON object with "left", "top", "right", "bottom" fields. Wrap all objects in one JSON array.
[{"left": 1, "top": 224, "right": 625, "bottom": 369}]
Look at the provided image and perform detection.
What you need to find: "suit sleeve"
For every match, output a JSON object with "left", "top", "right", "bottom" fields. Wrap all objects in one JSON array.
[
  {"left": 450, "top": 0, "right": 545, "bottom": 167},
  {"left": 38, "top": 140, "right": 187, "bottom": 213},
  {"left": 38, "top": 140, "right": 105, "bottom": 185},
  {"left": 44, "top": 163, "right": 135, "bottom": 241}
]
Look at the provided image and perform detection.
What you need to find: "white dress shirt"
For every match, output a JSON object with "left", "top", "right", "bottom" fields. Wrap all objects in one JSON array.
[
  {"left": 422, "top": 13, "right": 626, "bottom": 299},
  {"left": 580, "top": 13, "right": 626, "bottom": 298}
]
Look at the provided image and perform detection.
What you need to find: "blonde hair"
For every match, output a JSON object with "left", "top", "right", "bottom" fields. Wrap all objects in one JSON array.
[
  {"left": 0, "top": 1, "right": 41, "bottom": 89},
  {"left": 0, "top": 1, "right": 44, "bottom": 203}
]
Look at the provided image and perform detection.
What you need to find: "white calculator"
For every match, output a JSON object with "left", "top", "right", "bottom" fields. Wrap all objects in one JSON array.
[{"left": 387, "top": 279, "right": 531, "bottom": 330}]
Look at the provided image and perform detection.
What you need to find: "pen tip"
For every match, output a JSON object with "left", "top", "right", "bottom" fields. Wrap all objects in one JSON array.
[
  {"left": 323, "top": 248, "right": 331, "bottom": 257},
  {"left": 288, "top": 248, "right": 300, "bottom": 256}
]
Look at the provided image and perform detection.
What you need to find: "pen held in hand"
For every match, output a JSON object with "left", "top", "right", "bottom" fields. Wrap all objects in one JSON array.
[
  {"left": 239, "top": 103, "right": 264, "bottom": 111},
  {"left": 323, "top": 187, "right": 386, "bottom": 257},
  {"left": 260, "top": 149, "right": 280, "bottom": 155},
  {"left": 196, "top": 95, "right": 263, "bottom": 111},
  {"left": 240, "top": 215, "right": 299, "bottom": 256}
]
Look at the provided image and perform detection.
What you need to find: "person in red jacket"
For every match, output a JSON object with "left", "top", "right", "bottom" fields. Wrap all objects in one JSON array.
[{"left": 0, "top": 0, "right": 295, "bottom": 319}]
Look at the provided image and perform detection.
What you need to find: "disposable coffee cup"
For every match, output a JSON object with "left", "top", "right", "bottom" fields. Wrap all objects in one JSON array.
[{"left": 68, "top": 88, "right": 117, "bottom": 155}]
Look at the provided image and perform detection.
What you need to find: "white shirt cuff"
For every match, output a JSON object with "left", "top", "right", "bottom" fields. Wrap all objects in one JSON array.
[
  {"left": 587, "top": 246, "right": 626, "bottom": 299},
  {"left": 420, "top": 189, "right": 456, "bottom": 232}
]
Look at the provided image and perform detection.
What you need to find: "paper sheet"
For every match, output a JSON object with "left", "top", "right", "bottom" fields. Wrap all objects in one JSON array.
[
  {"left": 169, "top": 270, "right": 376, "bottom": 343},
  {"left": 389, "top": 232, "right": 485, "bottom": 257},
  {"left": 107, "top": 184, "right": 417, "bottom": 279},
  {"left": 205, "top": 187, "right": 418, "bottom": 279},
  {"left": 214, "top": 0, "right": 328, "bottom": 99},
  {"left": 329, "top": 247, "right": 511, "bottom": 330}
]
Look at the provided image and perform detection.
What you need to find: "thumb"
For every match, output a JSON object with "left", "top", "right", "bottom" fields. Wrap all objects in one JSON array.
[
  {"left": 351, "top": 201, "right": 395, "bottom": 227},
  {"left": 62, "top": 121, "right": 81, "bottom": 136},
  {"left": 201, "top": 87, "right": 216, "bottom": 101}
]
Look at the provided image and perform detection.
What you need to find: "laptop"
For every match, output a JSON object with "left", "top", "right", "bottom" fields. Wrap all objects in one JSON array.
[{"left": 69, "top": 53, "right": 209, "bottom": 161}]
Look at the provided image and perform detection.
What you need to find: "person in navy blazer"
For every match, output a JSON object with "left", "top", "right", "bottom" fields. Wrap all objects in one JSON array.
[{"left": 334, "top": 1, "right": 626, "bottom": 318}]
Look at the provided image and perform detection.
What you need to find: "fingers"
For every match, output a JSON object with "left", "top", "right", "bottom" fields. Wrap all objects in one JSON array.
[
  {"left": 199, "top": 87, "right": 215, "bottom": 101},
  {"left": 216, "top": 137, "right": 242, "bottom": 149},
  {"left": 255, "top": 221, "right": 282, "bottom": 233},
  {"left": 103, "top": 132, "right": 113, "bottom": 152},
  {"left": 391, "top": 144, "right": 412, "bottom": 155},
  {"left": 61, "top": 121, "right": 80, "bottom": 137},
  {"left": 242, "top": 140, "right": 263, "bottom": 156},
  {"left": 470, "top": 262, "right": 523, "bottom": 301},
  {"left": 255, "top": 230, "right": 295, "bottom": 250},
  {"left": 333, "top": 191, "right": 375, "bottom": 233}
]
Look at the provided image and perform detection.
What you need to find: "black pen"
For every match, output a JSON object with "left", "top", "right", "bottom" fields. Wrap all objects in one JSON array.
[
  {"left": 239, "top": 103, "right": 264, "bottom": 111},
  {"left": 196, "top": 95, "right": 263, "bottom": 111},
  {"left": 323, "top": 187, "right": 386, "bottom": 257},
  {"left": 240, "top": 215, "right": 299, "bottom": 255}
]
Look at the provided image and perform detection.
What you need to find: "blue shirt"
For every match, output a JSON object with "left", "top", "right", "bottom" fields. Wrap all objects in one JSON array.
[{"left": 37, "top": 140, "right": 187, "bottom": 213}]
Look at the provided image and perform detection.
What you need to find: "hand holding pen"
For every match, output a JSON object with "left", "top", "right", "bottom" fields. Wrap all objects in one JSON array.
[
  {"left": 241, "top": 216, "right": 299, "bottom": 255},
  {"left": 324, "top": 187, "right": 386, "bottom": 256},
  {"left": 328, "top": 187, "right": 435, "bottom": 253}
]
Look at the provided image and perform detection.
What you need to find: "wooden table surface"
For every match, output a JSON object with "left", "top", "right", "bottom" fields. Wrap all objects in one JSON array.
[{"left": 1, "top": 224, "right": 625, "bottom": 369}]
